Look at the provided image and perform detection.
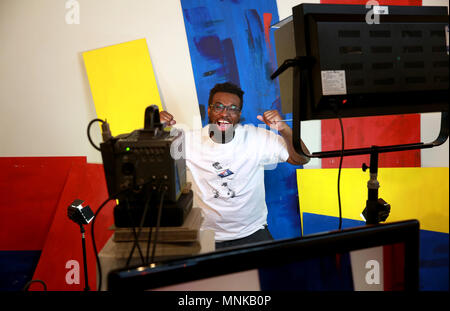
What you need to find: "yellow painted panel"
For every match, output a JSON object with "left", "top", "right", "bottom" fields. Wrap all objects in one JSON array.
[
  {"left": 83, "top": 39, "right": 162, "bottom": 136},
  {"left": 297, "top": 167, "right": 449, "bottom": 234}
]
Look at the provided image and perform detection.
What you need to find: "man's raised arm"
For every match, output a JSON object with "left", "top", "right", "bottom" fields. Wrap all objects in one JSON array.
[{"left": 257, "top": 110, "right": 310, "bottom": 165}]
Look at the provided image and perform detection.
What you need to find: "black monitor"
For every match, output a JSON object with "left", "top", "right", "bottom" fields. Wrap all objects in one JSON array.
[
  {"left": 107, "top": 219, "right": 419, "bottom": 291},
  {"left": 273, "top": 3, "right": 449, "bottom": 120}
]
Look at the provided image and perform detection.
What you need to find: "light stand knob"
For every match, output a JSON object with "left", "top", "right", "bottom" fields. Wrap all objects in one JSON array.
[{"left": 362, "top": 163, "right": 369, "bottom": 172}]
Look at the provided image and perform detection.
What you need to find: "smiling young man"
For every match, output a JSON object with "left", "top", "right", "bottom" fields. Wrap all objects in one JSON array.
[{"left": 160, "top": 82, "right": 310, "bottom": 249}]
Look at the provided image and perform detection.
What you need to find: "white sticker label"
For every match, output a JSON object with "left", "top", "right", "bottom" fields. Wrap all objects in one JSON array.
[
  {"left": 321, "top": 70, "right": 347, "bottom": 96},
  {"left": 373, "top": 6, "right": 389, "bottom": 15}
]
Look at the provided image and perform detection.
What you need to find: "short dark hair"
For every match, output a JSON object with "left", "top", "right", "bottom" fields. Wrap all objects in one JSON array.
[{"left": 208, "top": 82, "right": 245, "bottom": 109}]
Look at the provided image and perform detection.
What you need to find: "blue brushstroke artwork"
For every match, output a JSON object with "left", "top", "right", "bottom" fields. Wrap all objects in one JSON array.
[{"left": 181, "top": 0, "right": 302, "bottom": 238}]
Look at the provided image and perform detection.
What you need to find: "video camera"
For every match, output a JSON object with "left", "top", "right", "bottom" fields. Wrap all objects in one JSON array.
[{"left": 99, "top": 105, "right": 192, "bottom": 227}]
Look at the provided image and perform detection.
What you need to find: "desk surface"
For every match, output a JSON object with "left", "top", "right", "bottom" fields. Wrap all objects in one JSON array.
[{"left": 98, "top": 229, "right": 215, "bottom": 290}]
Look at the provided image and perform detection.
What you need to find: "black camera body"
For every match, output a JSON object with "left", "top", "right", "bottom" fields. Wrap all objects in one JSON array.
[
  {"left": 99, "top": 105, "right": 190, "bottom": 228},
  {"left": 100, "top": 128, "right": 186, "bottom": 203},
  {"left": 100, "top": 105, "right": 186, "bottom": 203}
]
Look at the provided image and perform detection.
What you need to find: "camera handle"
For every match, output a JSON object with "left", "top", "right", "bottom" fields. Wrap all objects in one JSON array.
[{"left": 144, "top": 105, "right": 164, "bottom": 135}]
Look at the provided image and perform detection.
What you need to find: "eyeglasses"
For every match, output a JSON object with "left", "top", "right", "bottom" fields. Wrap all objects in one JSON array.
[{"left": 210, "top": 103, "right": 241, "bottom": 115}]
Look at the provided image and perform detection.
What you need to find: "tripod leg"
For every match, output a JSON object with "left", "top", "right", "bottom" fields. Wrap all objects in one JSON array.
[{"left": 80, "top": 225, "right": 90, "bottom": 291}]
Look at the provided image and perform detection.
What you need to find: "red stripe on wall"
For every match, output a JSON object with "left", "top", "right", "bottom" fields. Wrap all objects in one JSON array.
[
  {"left": 383, "top": 243, "right": 405, "bottom": 291},
  {"left": 30, "top": 162, "right": 115, "bottom": 291},
  {"left": 321, "top": 114, "right": 421, "bottom": 168},
  {"left": 0, "top": 157, "right": 86, "bottom": 250},
  {"left": 263, "top": 13, "right": 273, "bottom": 50}
]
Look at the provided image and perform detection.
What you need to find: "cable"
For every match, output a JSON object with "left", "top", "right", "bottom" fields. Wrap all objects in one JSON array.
[
  {"left": 91, "top": 195, "right": 119, "bottom": 292},
  {"left": 150, "top": 188, "right": 166, "bottom": 264},
  {"left": 136, "top": 191, "right": 154, "bottom": 266},
  {"left": 91, "top": 187, "right": 152, "bottom": 291},
  {"left": 337, "top": 117, "right": 345, "bottom": 230},
  {"left": 145, "top": 225, "right": 154, "bottom": 266},
  {"left": 143, "top": 189, "right": 156, "bottom": 266},
  {"left": 22, "top": 279, "right": 47, "bottom": 291},
  {"left": 87, "top": 118, "right": 105, "bottom": 151},
  {"left": 145, "top": 184, "right": 161, "bottom": 265},
  {"left": 125, "top": 193, "right": 153, "bottom": 268},
  {"left": 124, "top": 199, "right": 146, "bottom": 267}
]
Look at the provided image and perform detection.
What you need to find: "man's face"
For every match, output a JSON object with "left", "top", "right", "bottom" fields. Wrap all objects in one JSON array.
[{"left": 208, "top": 92, "right": 242, "bottom": 133}]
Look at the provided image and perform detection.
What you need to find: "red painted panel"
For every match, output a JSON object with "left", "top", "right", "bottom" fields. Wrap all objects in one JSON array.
[
  {"left": 383, "top": 243, "right": 405, "bottom": 291},
  {"left": 0, "top": 157, "right": 86, "bottom": 250},
  {"left": 321, "top": 114, "right": 421, "bottom": 168},
  {"left": 30, "top": 163, "right": 115, "bottom": 291},
  {"left": 320, "top": 0, "right": 422, "bottom": 5}
]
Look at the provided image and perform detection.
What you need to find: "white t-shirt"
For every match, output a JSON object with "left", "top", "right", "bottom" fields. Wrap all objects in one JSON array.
[{"left": 184, "top": 124, "right": 289, "bottom": 241}]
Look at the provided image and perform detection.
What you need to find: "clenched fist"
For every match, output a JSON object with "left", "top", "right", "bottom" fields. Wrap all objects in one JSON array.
[
  {"left": 256, "top": 110, "right": 288, "bottom": 132},
  {"left": 160, "top": 111, "right": 176, "bottom": 126}
]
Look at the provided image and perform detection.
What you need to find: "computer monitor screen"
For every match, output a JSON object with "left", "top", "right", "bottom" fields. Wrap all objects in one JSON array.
[{"left": 107, "top": 219, "right": 419, "bottom": 291}]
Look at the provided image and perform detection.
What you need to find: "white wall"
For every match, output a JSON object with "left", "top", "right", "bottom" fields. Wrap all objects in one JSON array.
[
  {"left": 423, "top": 0, "right": 449, "bottom": 10},
  {"left": 0, "top": 0, "right": 199, "bottom": 163},
  {"left": 0, "top": 0, "right": 447, "bottom": 168},
  {"left": 277, "top": 0, "right": 320, "bottom": 20}
]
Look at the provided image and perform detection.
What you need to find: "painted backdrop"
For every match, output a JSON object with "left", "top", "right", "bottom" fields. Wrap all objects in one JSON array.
[{"left": 181, "top": 0, "right": 302, "bottom": 238}]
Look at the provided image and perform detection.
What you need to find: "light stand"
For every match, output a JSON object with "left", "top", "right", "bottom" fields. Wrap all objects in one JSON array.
[
  {"left": 79, "top": 224, "right": 90, "bottom": 291},
  {"left": 67, "top": 199, "right": 95, "bottom": 291},
  {"left": 361, "top": 147, "right": 390, "bottom": 224},
  {"left": 271, "top": 58, "right": 449, "bottom": 225}
]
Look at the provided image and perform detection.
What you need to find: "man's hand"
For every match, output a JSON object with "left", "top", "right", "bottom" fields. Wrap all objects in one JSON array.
[
  {"left": 160, "top": 111, "right": 176, "bottom": 126},
  {"left": 258, "top": 109, "right": 310, "bottom": 166},
  {"left": 257, "top": 110, "right": 288, "bottom": 132}
]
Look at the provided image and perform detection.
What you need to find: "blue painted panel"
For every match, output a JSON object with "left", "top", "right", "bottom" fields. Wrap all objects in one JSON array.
[
  {"left": 302, "top": 212, "right": 366, "bottom": 236},
  {"left": 265, "top": 162, "right": 302, "bottom": 239},
  {"left": 181, "top": 0, "right": 280, "bottom": 126},
  {"left": 418, "top": 229, "right": 449, "bottom": 291},
  {"left": 0, "top": 251, "right": 41, "bottom": 291},
  {"left": 181, "top": 0, "right": 302, "bottom": 239}
]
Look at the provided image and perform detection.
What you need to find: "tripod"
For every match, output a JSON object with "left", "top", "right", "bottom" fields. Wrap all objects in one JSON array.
[
  {"left": 361, "top": 147, "right": 391, "bottom": 224},
  {"left": 79, "top": 224, "right": 90, "bottom": 291}
]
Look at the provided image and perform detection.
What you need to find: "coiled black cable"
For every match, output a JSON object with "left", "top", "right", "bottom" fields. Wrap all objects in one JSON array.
[{"left": 87, "top": 118, "right": 105, "bottom": 151}]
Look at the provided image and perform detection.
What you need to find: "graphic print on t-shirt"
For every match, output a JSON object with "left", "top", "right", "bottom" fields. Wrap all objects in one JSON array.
[{"left": 211, "top": 161, "right": 236, "bottom": 199}]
